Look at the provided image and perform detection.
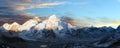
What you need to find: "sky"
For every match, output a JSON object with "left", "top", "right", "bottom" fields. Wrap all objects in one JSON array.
[{"left": 0, "top": 0, "right": 120, "bottom": 28}]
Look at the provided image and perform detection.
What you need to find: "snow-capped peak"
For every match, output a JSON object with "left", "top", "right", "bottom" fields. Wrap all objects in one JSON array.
[
  {"left": 10, "top": 22, "right": 20, "bottom": 32},
  {"left": 2, "top": 15, "right": 74, "bottom": 31},
  {"left": 41, "top": 15, "right": 61, "bottom": 30},
  {"left": 33, "top": 16, "right": 41, "bottom": 22},
  {"left": 3, "top": 23, "right": 10, "bottom": 30},
  {"left": 48, "top": 14, "right": 59, "bottom": 22},
  {"left": 3, "top": 22, "right": 20, "bottom": 31},
  {"left": 18, "top": 16, "right": 41, "bottom": 31},
  {"left": 1, "top": 15, "right": 75, "bottom": 41}
]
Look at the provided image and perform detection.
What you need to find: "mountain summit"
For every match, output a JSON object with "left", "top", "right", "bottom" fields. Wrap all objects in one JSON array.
[
  {"left": 3, "top": 22, "right": 20, "bottom": 32},
  {"left": 48, "top": 14, "right": 59, "bottom": 22},
  {"left": 2, "top": 15, "right": 74, "bottom": 31}
]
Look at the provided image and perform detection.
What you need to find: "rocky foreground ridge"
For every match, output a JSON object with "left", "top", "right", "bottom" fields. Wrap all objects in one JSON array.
[{"left": 0, "top": 15, "right": 120, "bottom": 48}]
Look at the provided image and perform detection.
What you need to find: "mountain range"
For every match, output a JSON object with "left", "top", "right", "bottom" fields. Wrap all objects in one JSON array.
[{"left": 0, "top": 15, "right": 120, "bottom": 48}]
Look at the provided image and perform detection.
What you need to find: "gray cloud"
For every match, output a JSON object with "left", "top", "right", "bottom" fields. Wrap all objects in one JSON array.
[
  {"left": 61, "top": 17, "right": 77, "bottom": 26},
  {"left": 0, "top": 0, "right": 29, "bottom": 16},
  {"left": 0, "top": 0, "right": 65, "bottom": 16}
]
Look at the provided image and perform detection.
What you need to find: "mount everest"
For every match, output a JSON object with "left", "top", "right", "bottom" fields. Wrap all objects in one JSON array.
[
  {"left": 0, "top": 15, "right": 120, "bottom": 48},
  {"left": 0, "top": 15, "right": 75, "bottom": 40}
]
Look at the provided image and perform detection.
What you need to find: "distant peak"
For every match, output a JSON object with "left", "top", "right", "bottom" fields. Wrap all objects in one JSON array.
[
  {"left": 49, "top": 14, "right": 57, "bottom": 19},
  {"left": 33, "top": 16, "right": 40, "bottom": 21},
  {"left": 12, "top": 22, "right": 19, "bottom": 25},
  {"left": 48, "top": 14, "right": 59, "bottom": 21}
]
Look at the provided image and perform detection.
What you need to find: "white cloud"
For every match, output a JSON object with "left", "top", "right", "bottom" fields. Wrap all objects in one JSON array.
[
  {"left": 0, "top": 0, "right": 66, "bottom": 16},
  {"left": 18, "top": 2, "right": 66, "bottom": 10},
  {"left": 76, "top": 17, "right": 120, "bottom": 28},
  {"left": 65, "top": 2, "right": 90, "bottom": 5}
]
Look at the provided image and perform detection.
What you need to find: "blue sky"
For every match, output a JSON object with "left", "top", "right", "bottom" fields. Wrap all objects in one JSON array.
[
  {"left": 0, "top": 0, "right": 120, "bottom": 28},
  {"left": 25, "top": 0, "right": 120, "bottom": 20}
]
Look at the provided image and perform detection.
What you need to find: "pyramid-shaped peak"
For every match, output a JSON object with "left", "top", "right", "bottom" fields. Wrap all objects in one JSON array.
[
  {"left": 33, "top": 17, "right": 40, "bottom": 21},
  {"left": 12, "top": 22, "right": 19, "bottom": 25},
  {"left": 48, "top": 14, "right": 59, "bottom": 21}
]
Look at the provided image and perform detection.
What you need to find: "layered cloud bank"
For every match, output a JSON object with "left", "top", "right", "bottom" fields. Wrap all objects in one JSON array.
[
  {"left": 0, "top": 15, "right": 120, "bottom": 48},
  {"left": 77, "top": 17, "right": 120, "bottom": 28},
  {"left": 0, "top": 0, "right": 66, "bottom": 17}
]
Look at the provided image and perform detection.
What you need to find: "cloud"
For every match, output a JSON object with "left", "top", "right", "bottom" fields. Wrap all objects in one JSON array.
[
  {"left": 20, "top": 2, "right": 66, "bottom": 9},
  {"left": 65, "top": 2, "right": 90, "bottom": 5},
  {"left": 61, "top": 17, "right": 77, "bottom": 26},
  {"left": 95, "top": 22, "right": 120, "bottom": 28},
  {"left": 76, "top": 17, "right": 120, "bottom": 28},
  {"left": 13, "top": 6, "right": 26, "bottom": 10},
  {"left": 94, "top": 21, "right": 120, "bottom": 28},
  {"left": 0, "top": 0, "right": 89, "bottom": 16},
  {"left": 0, "top": 0, "right": 65, "bottom": 16},
  {"left": 0, "top": 0, "right": 65, "bottom": 10},
  {"left": 0, "top": 0, "right": 36, "bottom": 3},
  {"left": 35, "top": 2, "right": 66, "bottom": 8}
]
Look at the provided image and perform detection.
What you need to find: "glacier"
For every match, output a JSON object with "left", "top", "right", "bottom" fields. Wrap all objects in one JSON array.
[{"left": 0, "top": 15, "right": 120, "bottom": 48}]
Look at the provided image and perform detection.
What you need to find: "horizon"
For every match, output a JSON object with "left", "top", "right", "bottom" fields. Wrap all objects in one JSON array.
[{"left": 1, "top": 14, "right": 120, "bottom": 29}]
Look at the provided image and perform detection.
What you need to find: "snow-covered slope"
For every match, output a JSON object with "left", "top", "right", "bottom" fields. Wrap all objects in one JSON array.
[
  {"left": 1, "top": 15, "right": 75, "bottom": 40},
  {"left": 18, "top": 15, "right": 75, "bottom": 41},
  {"left": 3, "top": 22, "right": 20, "bottom": 31},
  {"left": 19, "top": 17, "right": 40, "bottom": 31},
  {"left": 1, "top": 22, "right": 20, "bottom": 37}
]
